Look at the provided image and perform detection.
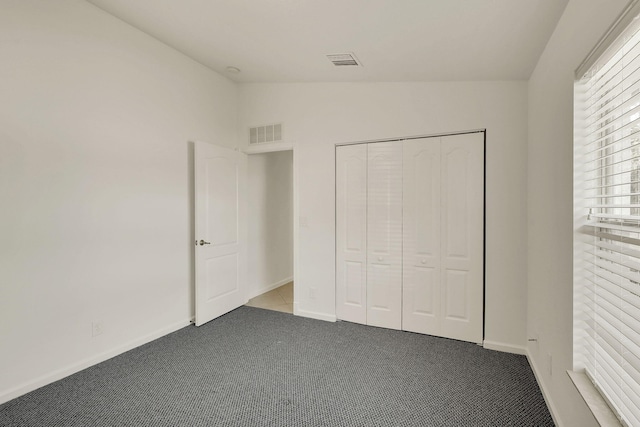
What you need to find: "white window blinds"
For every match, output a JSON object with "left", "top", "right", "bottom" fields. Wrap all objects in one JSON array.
[{"left": 575, "top": 3, "right": 640, "bottom": 426}]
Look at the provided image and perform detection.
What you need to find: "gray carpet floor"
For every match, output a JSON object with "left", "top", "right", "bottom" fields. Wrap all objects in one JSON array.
[{"left": 0, "top": 306, "right": 554, "bottom": 426}]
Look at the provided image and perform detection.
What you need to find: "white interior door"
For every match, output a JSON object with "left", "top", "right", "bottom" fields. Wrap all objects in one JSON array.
[
  {"left": 367, "top": 142, "right": 402, "bottom": 330},
  {"left": 402, "top": 138, "right": 442, "bottom": 335},
  {"left": 194, "top": 141, "right": 247, "bottom": 326},
  {"left": 440, "top": 133, "right": 484, "bottom": 343},
  {"left": 336, "top": 144, "right": 368, "bottom": 324},
  {"left": 402, "top": 133, "right": 484, "bottom": 342}
]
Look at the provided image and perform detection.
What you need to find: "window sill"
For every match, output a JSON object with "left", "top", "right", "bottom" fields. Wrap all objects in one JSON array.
[{"left": 567, "top": 370, "right": 622, "bottom": 427}]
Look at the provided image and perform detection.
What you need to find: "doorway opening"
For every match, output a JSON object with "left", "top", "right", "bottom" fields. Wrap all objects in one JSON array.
[
  {"left": 244, "top": 149, "right": 294, "bottom": 314},
  {"left": 246, "top": 281, "right": 293, "bottom": 313}
]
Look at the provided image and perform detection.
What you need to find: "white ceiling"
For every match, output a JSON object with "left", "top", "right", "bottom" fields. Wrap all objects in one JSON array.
[{"left": 86, "top": 0, "right": 569, "bottom": 83}]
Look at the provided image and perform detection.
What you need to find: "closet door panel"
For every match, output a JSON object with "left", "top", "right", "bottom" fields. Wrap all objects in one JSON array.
[
  {"left": 336, "top": 144, "right": 367, "bottom": 324},
  {"left": 367, "top": 142, "right": 402, "bottom": 330},
  {"left": 440, "top": 133, "right": 484, "bottom": 344},
  {"left": 402, "top": 138, "right": 441, "bottom": 335}
]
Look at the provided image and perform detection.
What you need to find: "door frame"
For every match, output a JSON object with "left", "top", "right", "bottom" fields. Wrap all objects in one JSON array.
[
  {"left": 190, "top": 141, "right": 298, "bottom": 321},
  {"left": 243, "top": 143, "right": 298, "bottom": 315},
  {"left": 334, "top": 129, "right": 486, "bottom": 342},
  {"left": 334, "top": 129, "right": 486, "bottom": 147}
]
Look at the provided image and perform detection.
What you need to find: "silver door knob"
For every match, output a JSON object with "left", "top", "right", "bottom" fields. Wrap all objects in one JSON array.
[
  {"left": 198, "top": 240, "right": 211, "bottom": 246},
  {"left": 378, "top": 256, "right": 383, "bottom": 261},
  {"left": 421, "top": 259, "right": 426, "bottom": 264}
]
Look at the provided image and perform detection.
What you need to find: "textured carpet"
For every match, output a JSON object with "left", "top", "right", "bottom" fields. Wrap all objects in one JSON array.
[{"left": 0, "top": 307, "right": 554, "bottom": 426}]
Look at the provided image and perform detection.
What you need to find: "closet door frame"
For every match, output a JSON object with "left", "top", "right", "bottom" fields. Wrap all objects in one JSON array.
[{"left": 334, "top": 129, "right": 486, "bottom": 344}]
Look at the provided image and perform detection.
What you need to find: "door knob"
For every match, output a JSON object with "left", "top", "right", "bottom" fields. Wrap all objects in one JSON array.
[
  {"left": 198, "top": 240, "right": 211, "bottom": 246},
  {"left": 421, "top": 259, "right": 426, "bottom": 264},
  {"left": 378, "top": 256, "right": 383, "bottom": 261}
]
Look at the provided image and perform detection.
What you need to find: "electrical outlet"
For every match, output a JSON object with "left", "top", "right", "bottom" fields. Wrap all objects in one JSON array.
[
  {"left": 92, "top": 322, "right": 103, "bottom": 337},
  {"left": 547, "top": 353, "right": 553, "bottom": 377}
]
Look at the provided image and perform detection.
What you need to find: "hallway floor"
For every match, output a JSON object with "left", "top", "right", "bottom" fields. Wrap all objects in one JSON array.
[{"left": 245, "top": 282, "right": 293, "bottom": 314}]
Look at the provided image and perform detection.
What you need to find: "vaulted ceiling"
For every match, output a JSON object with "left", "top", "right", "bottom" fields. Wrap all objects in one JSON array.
[{"left": 87, "top": 0, "right": 569, "bottom": 82}]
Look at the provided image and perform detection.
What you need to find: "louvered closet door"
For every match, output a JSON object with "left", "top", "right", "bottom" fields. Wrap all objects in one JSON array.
[
  {"left": 367, "top": 142, "right": 403, "bottom": 330},
  {"left": 440, "top": 133, "right": 484, "bottom": 344},
  {"left": 402, "top": 138, "right": 442, "bottom": 335},
  {"left": 336, "top": 144, "right": 367, "bottom": 324}
]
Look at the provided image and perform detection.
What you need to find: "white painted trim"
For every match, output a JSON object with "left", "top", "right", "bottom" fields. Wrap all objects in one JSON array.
[
  {"left": 483, "top": 340, "right": 527, "bottom": 355},
  {"left": 247, "top": 276, "right": 293, "bottom": 300},
  {"left": 292, "top": 144, "right": 299, "bottom": 316},
  {"left": 0, "top": 318, "right": 191, "bottom": 405},
  {"left": 334, "top": 129, "right": 486, "bottom": 147},
  {"left": 243, "top": 141, "right": 293, "bottom": 154},
  {"left": 526, "top": 348, "right": 563, "bottom": 427},
  {"left": 293, "top": 301, "right": 300, "bottom": 316},
  {"left": 296, "top": 308, "right": 337, "bottom": 323}
]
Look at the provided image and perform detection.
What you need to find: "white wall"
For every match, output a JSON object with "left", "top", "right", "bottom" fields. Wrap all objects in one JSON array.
[
  {"left": 239, "top": 82, "right": 528, "bottom": 349},
  {"left": 0, "top": 0, "right": 237, "bottom": 403},
  {"left": 527, "top": 0, "right": 629, "bottom": 426},
  {"left": 247, "top": 151, "right": 294, "bottom": 298},
  {"left": 5, "top": 1, "right": 621, "bottom": 420}
]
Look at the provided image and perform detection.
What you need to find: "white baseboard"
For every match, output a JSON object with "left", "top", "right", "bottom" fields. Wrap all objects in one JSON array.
[
  {"left": 247, "top": 276, "right": 293, "bottom": 300},
  {"left": 295, "top": 306, "right": 337, "bottom": 322},
  {"left": 483, "top": 340, "right": 527, "bottom": 355},
  {"left": 526, "top": 348, "right": 563, "bottom": 427},
  {"left": 0, "top": 318, "right": 191, "bottom": 405}
]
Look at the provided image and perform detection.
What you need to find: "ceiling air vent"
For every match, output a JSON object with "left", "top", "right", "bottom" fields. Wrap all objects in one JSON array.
[
  {"left": 249, "top": 123, "right": 283, "bottom": 144},
  {"left": 326, "top": 53, "right": 361, "bottom": 67}
]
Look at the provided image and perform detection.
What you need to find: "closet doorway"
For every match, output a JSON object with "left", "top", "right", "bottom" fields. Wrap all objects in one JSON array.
[
  {"left": 245, "top": 149, "right": 295, "bottom": 314},
  {"left": 335, "top": 131, "right": 485, "bottom": 344}
]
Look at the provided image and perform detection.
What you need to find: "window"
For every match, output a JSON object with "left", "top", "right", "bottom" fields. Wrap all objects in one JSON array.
[{"left": 574, "top": 3, "right": 640, "bottom": 426}]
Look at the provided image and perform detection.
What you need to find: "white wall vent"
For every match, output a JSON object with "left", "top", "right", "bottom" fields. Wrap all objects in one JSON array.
[
  {"left": 249, "top": 123, "right": 283, "bottom": 144},
  {"left": 326, "top": 53, "right": 361, "bottom": 67}
]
